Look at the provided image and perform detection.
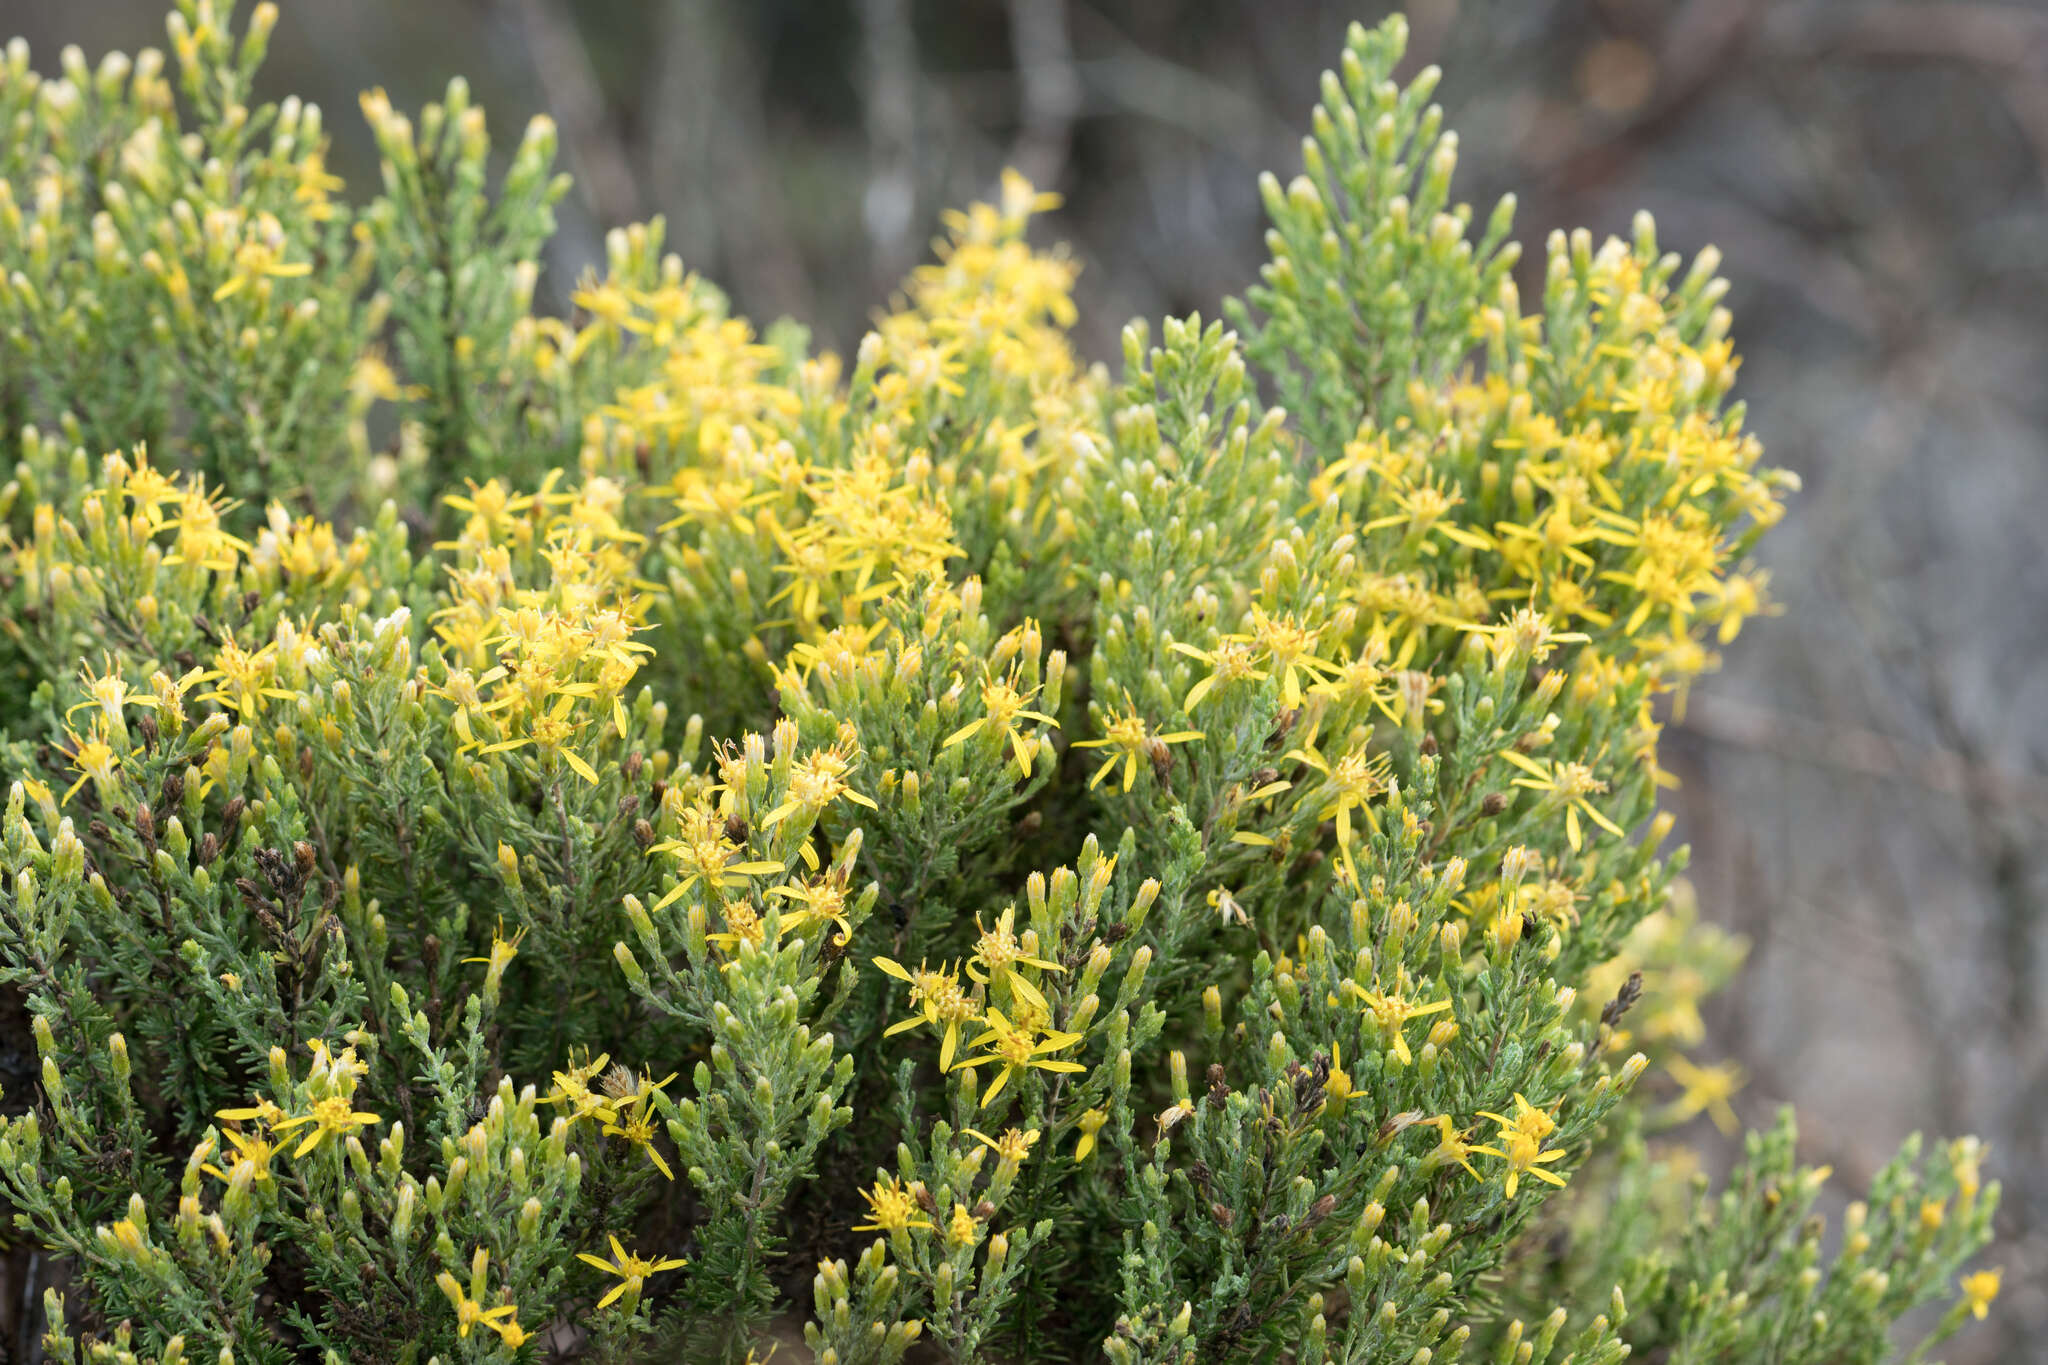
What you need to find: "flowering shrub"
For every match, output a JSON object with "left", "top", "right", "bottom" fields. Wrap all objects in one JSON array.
[{"left": 0, "top": 4, "right": 2003, "bottom": 1363}]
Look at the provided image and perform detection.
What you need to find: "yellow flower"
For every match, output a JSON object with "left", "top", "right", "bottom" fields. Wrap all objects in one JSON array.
[
  {"left": 966, "top": 904, "right": 1062, "bottom": 1008},
  {"left": 577, "top": 1234, "right": 688, "bottom": 1310},
  {"left": 210, "top": 230, "right": 313, "bottom": 301},
  {"left": 1287, "top": 733, "right": 1392, "bottom": 886},
  {"left": 197, "top": 633, "right": 294, "bottom": 719},
  {"left": 270, "top": 1095, "right": 381, "bottom": 1157},
  {"left": 1361, "top": 473, "right": 1494, "bottom": 553},
  {"left": 1474, "top": 606, "right": 1589, "bottom": 668},
  {"left": 942, "top": 672, "right": 1057, "bottom": 779},
  {"left": 1497, "top": 750, "right": 1625, "bottom": 852},
  {"left": 545, "top": 1050, "right": 618, "bottom": 1126},
  {"left": 487, "top": 1316, "right": 532, "bottom": 1349},
  {"left": 1322, "top": 1042, "right": 1354, "bottom": 1110},
  {"left": 572, "top": 279, "right": 651, "bottom": 338},
  {"left": 201, "top": 1121, "right": 280, "bottom": 1189},
  {"left": 1477, "top": 1092, "right": 1558, "bottom": 1143},
  {"left": 962, "top": 1125, "right": 1040, "bottom": 1171},
  {"left": 649, "top": 805, "right": 786, "bottom": 910},
  {"left": 1345, "top": 982, "right": 1451, "bottom": 1067},
  {"left": 215, "top": 1097, "right": 289, "bottom": 1129},
  {"left": 1470, "top": 1125, "right": 1569, "bottom": 1199},
  {"left": 853, "top": 1173, "right": 934, "bottom": 1235},
  {"left": 600, "top": 1070, "right": 678, "bottom": 1180},
  {"left": 759, "top": 746, "right": 879, "bottom": 829},
  {"left": 1419, "top": 1116, "right": 1483, "bottom": 1179},
  {"left": 1662, "top": 1054, "right": 1743, "bottom": 1135},
  {"left": 767, "top": 873, "right": 856, "bottom": 946},
  {"left": 705, "top": 901, "right": 765, "bottom": 955},
  {"left": 1073, "top": 708, "right": 1203, "bottom": 792},
  {"left": 1710, "top": 568, "right": 1778, "bottom": 644},
  {"left": 161, "top": 486, "right": 251, "bottom": 573},
  {"left": 1072, "top": 1106, "right": 1108, "bottom": 1163},
  {"left": 66, "top": 656, "right": 158, "bottom": 731},
  {"left": 874, "top": 956, "right": 981, "bottom": 1069},
  {"left": 59, "top": 723, "right": 124, "bottom": 803},
  {"left": 950, "top": 1007, "right": 1085, "bottom": 1107},
  {"left": 1961, "top": 1267, "right": 2002, "bottom": 1320},
  {"left": 462, "top": 918, "right": 526, "bottom": 975},
  {"left": 1168, "top": 638, "right": 1268, "bottom": 712},
  {"left": 947, "top": 1201, "right": 983, "bottom": 1247},
  {"left": 1242, "top": 608, "right": 1341, "bottom": 709},
  {"left": 1493, "top": 502, "right": 1605, "bottom": 573},
  {"left": 435, "top": 1252, "right": 520, "bottom": 1340},
  {"left": 1471, "top": 1095, "right": 1568, "bottom": 1198}
]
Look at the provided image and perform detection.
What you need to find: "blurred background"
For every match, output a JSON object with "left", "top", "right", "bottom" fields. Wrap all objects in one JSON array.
[{"left": 5, "top": 0, "right": 2045, "bottom": 1358}]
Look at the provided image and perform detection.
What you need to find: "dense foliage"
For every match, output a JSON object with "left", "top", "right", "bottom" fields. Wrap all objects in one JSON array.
[{"left": 0, "top": 4, "right": 2001, "bottom": 1362}]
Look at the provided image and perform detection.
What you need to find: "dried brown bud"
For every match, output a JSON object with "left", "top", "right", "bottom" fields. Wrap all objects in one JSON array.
[
  {"left": 973, "top": 1199, "right": 996, "bottom": 1221},
  {"left": 137, "top": 713, "right": 159, "bottom": 750},
  {"left": 1376, "top": 1111, "right": 1427, "bottom": 1146},
  {"left": 1211, "top": 1202, "right": 1235, "bottom": 1228},
  {"left": 159, "top": 770, "right": 184, "bottom": 812},
  {"left": 199, "top": 832, "right": 220, "bottom": 865},
  {"left": 294, "top": 841, "right": 317, "bottom": 876},
  {"left": 632, "top": 819, "right": 656, "bottom": 849},
  {"left": 722, "top": 814, "right": 749, "bottom": 846},
  {"left": 599, "top": 1064, "right": 637, "bottom": 1099},
  {"left": 1144, "top": 735, "right": 1173, "bottom": 781},
  {"left": 1481, "top": 791, "right": 1508, "bottom": 816},
  {"left": 1600, "top": 971, "right": 1644, "bottom": 1029},
  {"left": 624, "top": 751, "right": 644, "bottom": 780},
  {"left": 1419, "top": 733, "right": 1438, "bottom": 756},
  {"left": 1307, "top": 1193, "right": 1337, "bottom": 1225}
]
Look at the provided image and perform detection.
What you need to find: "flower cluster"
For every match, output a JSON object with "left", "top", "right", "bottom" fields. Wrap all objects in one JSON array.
[{"left": 0, "top": 7, "right": 1999, "bottom": 1365}]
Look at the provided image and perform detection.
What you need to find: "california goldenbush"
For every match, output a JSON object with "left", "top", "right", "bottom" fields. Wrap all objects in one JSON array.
[{"left": 0, "top": 4, "right": 2004, "bottom": 1363}]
